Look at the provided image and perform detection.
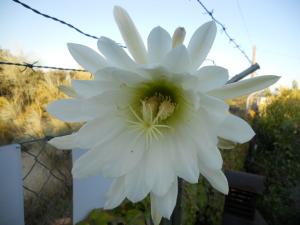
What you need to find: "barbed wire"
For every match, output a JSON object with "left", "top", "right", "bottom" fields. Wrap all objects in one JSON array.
[
  {"left": 0, "top": 59, "right": 260, "bottom": 81},
  {"left": 8, "top": 0, "right": 258, "bottom": 76},
  {"left": 12, "top": 0, "right": 251, "bottom": 64},
  {"left": 194, "top": 0, "right": 252, "bottom": 64},
  {"left": 0, "top": 61, "right": 88, "bottom": 72},
  {"left": 11, "top": 0, "right": 99, "bottom": 40}
]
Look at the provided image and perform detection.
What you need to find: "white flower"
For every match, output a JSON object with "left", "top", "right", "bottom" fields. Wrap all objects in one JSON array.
[{"left": 47, "top": 6, "right": 279, "bottom": 224}]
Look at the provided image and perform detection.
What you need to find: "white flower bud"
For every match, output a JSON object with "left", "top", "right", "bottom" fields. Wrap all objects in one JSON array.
[{"left": 172, "top": 27, "right": 186, "bottom": 48}]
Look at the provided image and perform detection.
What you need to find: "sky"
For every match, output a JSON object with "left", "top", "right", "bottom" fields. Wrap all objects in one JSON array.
[{"left": 0, "top": 0, "right": 299, "bottom": 87}]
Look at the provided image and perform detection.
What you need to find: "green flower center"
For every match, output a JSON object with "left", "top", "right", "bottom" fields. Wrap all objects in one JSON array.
[{"left": 127, "top": 78, "right": 187, "bottom": 147}]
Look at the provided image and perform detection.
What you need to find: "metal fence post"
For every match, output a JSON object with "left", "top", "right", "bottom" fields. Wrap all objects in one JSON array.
[{"left": 0, "top": 144, "right": 25, "bottom": 225}]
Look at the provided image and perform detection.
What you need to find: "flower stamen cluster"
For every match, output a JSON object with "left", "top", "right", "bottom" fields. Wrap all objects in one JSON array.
[{"left": 128, "top": 93, "right": 175, "bottom": 148}]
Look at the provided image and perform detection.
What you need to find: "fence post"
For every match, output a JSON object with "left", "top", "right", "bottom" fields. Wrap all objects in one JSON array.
[
  {"left": 72, "top": 148, "right": 112, "bottom": 224},
  {"left": 0, "top": 144, "right": 25, "bottom": 225}
]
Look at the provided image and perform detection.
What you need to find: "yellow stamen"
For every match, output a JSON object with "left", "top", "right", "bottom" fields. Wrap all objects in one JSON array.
[{"left": 128, "top": 93, "right": 176, "bottom": 148}]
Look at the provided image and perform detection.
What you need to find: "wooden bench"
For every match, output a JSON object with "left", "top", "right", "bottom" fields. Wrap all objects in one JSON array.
[{"left": 222, "top": 170, "right": 268, "bottom": 225}]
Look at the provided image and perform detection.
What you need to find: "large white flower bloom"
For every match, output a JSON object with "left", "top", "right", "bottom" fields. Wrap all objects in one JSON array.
[{"left": 47, "top": 6, "right": 279, "bottom": 224}]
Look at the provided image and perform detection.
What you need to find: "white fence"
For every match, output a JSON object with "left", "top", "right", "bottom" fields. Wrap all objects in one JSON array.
[{"left": 0, "top": 142, "right": 112, "bottom": 225}]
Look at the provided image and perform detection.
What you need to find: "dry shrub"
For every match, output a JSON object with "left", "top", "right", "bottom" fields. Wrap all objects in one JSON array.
[{"left": 0, "top": 49, "right": 89, "bottom": 144}]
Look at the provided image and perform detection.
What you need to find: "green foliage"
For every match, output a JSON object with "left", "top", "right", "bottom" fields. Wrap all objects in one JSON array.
[
  {"left": 248, "top": 87, "right": 300, "bottom": 225},
  {"left": 77, "top": 200, "right": 150, "bottom": 225}
]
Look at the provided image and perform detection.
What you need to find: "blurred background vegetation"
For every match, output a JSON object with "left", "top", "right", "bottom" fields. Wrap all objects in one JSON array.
[
  {"left": 0, "top": 49, "right": 299, "bottom": 225},
  {"left": 0, "top": 49, "right": 89, "bottom": 145}
]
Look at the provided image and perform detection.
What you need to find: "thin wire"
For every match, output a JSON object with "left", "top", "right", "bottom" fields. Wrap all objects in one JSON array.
[
  {"left": 194, "top": 0, "right": 252, "bottom": 64},
  {"left": 11, "top": 0, "right": 99, "bottom": 40},
  {"left": 8, "top": 0, "right": 258, "bottom": 75},
  {"left": 236, "top": 0, "right": 252, "bottom": 45},
  {"left": 0, "top": 61, "right": 88, "bottom": 72}
]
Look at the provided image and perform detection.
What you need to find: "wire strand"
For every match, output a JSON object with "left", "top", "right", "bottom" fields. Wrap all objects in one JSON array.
[
  {"left": 194, "top": 0, "right": 252, "bottom": 64},
  {"left": 11, "top": 0, "right": 99, "bottom": 40},
  {"left": 0, "top": 61, "right": 88, "bottom": 72},
  {"left": 236, "top": 0, "right": 252, "bottom": 45}
]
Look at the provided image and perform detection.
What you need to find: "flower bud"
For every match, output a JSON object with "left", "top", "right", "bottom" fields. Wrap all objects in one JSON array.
[{"left": 172, "top": 27, "right": 186, "bottom": 48}]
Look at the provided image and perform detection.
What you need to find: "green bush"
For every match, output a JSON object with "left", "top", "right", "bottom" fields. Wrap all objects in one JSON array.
[{"left": 248, "top": 87, "right": 300, "bottom": 225}]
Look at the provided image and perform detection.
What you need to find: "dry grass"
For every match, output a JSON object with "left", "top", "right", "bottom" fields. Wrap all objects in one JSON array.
[{"left": 0, "top": 49, "right": 89, "bottom": 145}]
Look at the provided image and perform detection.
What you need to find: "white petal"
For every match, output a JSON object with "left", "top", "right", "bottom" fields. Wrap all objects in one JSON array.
[
  {"left": 145, "top": 140, "right": 176, "bottom": 196},
  {"left": 199, "top": 93, "right": 229, "bottom": 126},
  {"left": 48, "top": 88, "right": 133, "bottom": 123},
  {"left": 170, "top": 132, "right": 199, "bottom": 183},
  {"left": 198, "top": 165, "right": 229, "bottom": 194},
  {"left": 138, "top": 65, "right": 172, "bottom": 81},
  {"left": 49, "top": 114, "right": 126, "bottom": 150},
  {"left": 193, "top": 66, "right": 229, "bottom": 92},
  {"left": 150, "top": 198, "right": 162, "bottom": 225},
  {"left": 79, "top": 118, "right": 127, "bottom": 148},
  {"left": 104, "top": 176, "right": 126, "bottom": 209},
  {"left": 147, "top": 26, "right": 172, "bottom": 64},
  {"left": 71, "top": 80, "right": 109, "bottom": 98},
  {"left": 72, "top": 130, "right": 146, "bottom": 178},
  {"left": 163, "top": 45, "right": 190, "bottom": 73},
  {"left": 197, "top": 146, "right": 223, "bottom": 170},
  {"left": 47, "top": 98, "right": 106, "bottom": 122},
  {"left": 97, "top": 37, "right": 136, "bottom": 70},
  {"left": 151, "top": 181, "right": 178, "bottom": 219},
  {"left": 48, "top": 133, "right": 77, "bottom": 149},
  {"left": 67, "top": 43, "right": 106, "bottom": 73},
  {"left": 192, "top": 128, "right": 223, "bottom": 170},
  {"left": 113, "top": 6, "right": 147, "bottom": 64},
  {"left": 218, "top": 114, "right": 255, "bottom": 143},
  {"left": 208, "top": 75, "right": 280, "bottom": 100},
  {"left": 124, "top": 159, "right": 151, "bottom": 203},
  {"left": 91, "top": 89, "right": 134, "bottom": 109},
  {"left": 180, "top": 96, "right": 227, "bottom": 170},
  {"left": 94, "top": 67, "right": 147, "bottom": 85},
  {"left": 188, "top": 21, "right": 217, "bottom": 71},
  {"left": 182, "top": 116, "right": 222, "bottom": 170}
]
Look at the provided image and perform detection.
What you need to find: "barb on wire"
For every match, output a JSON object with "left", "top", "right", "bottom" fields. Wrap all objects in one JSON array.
[
  {"left": 20, "top": 60, "right": 38, "bottom": 72},
  {"left": 11, "top": 0, "right": 99, "bottom": 40},
  {"left": 0, "top": 61, "right": 88, "bottom": 72},
  {"left": 194, "top": 0, "right": 252, "bottom": 64}
]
